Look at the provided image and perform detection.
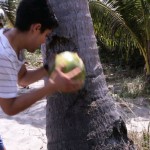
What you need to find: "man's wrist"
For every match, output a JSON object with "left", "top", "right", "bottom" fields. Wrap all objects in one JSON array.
[{"left": 45, "top": 79, "right": 57, "bottom": 94}]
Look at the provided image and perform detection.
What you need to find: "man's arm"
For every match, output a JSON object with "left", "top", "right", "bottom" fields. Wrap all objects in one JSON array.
[
  {"left": 0, "top": 82, "right": 55, "bottom": 116},
  {"left": 18, "top": 64, "right": 48, "bottom": 87},
  {"left": 0, "top": 67, "right": 83, "bottom": 116}
]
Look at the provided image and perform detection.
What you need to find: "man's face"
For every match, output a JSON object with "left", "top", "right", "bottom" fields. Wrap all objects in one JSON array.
[{"left": 27, "top": 24, "right": 52, "bottom": 52}]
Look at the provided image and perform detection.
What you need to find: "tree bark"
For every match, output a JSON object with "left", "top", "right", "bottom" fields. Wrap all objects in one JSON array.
[{"left": 45, "top": 0, "right": 136, "bottom": 149}]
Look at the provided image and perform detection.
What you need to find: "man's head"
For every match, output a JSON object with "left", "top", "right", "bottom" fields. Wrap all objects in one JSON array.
[
  {"left": 14, "top": 0, "right": 58, "bottom": 52},
  {"left": 15, "top": 0, "right": 58, "bottom": 33}
]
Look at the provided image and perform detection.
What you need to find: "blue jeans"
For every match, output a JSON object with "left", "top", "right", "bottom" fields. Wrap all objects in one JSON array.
[{"left": 0, "top": 136, "right": 5, "bottom": 150}]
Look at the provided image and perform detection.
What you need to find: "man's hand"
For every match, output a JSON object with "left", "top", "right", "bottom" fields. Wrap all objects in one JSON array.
[{"left": 48, "top": 66, "right": 84, "bottom": 93}]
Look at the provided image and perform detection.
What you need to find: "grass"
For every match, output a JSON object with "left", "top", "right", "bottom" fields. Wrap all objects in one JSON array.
[
  {"left": 24, "top": 49, "right": 43, "bottom": 68},
  {"left": 103, "top": 63, "right": 150, "bottom": 99},
  {"left": 119, "top": 76, "right": 145, "bottom": 98},
  {"left": 103, "top": 63, "right": 150, "bottom": 149},
  {"left": 128, "top": 124, "right": 150, "bottom": 150}
]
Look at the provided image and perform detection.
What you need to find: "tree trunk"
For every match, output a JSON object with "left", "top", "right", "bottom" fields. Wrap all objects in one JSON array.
[{"left": 45, "top": 0, "right": 136, "bottom": 149}]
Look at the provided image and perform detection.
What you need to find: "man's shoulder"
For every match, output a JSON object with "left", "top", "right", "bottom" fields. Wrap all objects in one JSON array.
[
  {"left": 0, "top": 28, "right": 4, "bottom": 37},
  {"left": 0, "top": 28, "right": 16, "bottom": 59},
  {"left": 0, "top": 28, "right": 3, "bottom": 41},
  {"left": 0, "top": 32, "right": 12, "bottom": 64},
  {"left": 0, "top": 28, "right": 7, "bottom": 48},
  {"left": 0, "top": 28, "right": 11, "bottom": 46}
]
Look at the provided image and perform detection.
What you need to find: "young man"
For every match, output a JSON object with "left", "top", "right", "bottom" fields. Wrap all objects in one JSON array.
[{"left": 0, "top": 0, "right": 83, "bottom": 149}]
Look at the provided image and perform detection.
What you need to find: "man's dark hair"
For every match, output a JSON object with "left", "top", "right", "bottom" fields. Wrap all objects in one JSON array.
[{"left": 15, "top": 0, "right": 58, "bottom": 32}]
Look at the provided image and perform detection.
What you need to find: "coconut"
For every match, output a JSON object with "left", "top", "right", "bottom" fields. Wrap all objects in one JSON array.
[{"left": 55, "top": 51, "right": 86, "bottom": 82}]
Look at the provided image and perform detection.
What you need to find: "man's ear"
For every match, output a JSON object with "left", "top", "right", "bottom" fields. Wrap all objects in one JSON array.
[{"left": 30, "top": 23, "right": 41, "bottom": 32}]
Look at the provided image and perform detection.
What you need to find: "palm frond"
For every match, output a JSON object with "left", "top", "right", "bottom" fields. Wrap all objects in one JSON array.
[
  {"left": 0, "top": 0, "right": 19, "bottom": 26},
  {"left": 89, "top": 0, "right": 150, "bottom": 74},
  {"left": 89, "top": 0, "right": 141, "bottom": 52},
  {"left": 116, "top": 0, "right": 150, "bottom": 47}
]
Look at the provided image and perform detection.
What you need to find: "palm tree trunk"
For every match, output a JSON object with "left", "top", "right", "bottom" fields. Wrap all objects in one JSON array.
[{"left": 45, "top": 0, "right": 136, "bottom": 149}]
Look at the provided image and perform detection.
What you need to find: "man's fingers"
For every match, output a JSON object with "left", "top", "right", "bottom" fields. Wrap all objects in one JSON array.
[
  {"left": 69, "top": 80, "right": 84, "bottom": 92},
  {"left": 54, "top": 66, "right": 81, "bottom": 79},
  {"left": 65, "top": 67, "right": 81, "bottom": 79}
]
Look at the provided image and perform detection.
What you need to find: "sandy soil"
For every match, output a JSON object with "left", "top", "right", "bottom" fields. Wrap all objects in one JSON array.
[{"left": 118, "top": 97, "right": 150, "bottom": 132}]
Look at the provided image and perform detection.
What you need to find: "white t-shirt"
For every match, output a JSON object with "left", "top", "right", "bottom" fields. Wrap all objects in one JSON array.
[{"left": 0, "top": 28, "right": 24, "bottom": 98}]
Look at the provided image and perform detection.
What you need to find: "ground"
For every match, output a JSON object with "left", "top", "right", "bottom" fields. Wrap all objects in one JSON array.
[{"left": 117, "top": 97, "right": 150, "bottom": 132}]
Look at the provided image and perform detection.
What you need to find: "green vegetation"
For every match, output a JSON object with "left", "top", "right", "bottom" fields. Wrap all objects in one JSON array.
[
  {"left": 24, "top": 49, "right": 43, "bottom": 68},
  {"left": 89, "top": 0, "right": 150, "bottom": 76},
  {"left": 129, "top": 124, "right": 150, "bottom": 150}
]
